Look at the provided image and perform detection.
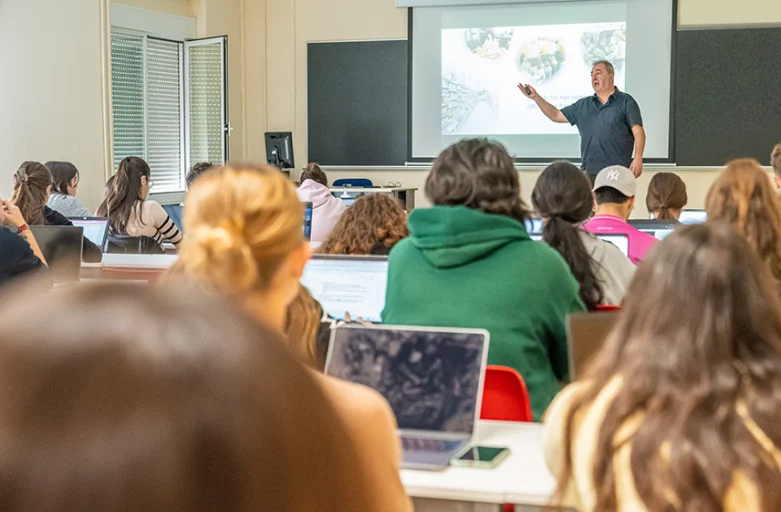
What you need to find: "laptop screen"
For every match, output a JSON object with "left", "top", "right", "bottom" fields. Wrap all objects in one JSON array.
[
  {"left": 629, "top": 220, "right": 678, "bottom": 241},
  {"left": 300, "top": 256, "right": 388, "bottom": 322},
  {"left": 596, "top": 234, "right": 629, "bottom": 257},
  {"left": 303, "top": 202, "right": 313, "bottom": 240},
  {"left": 524, "top": 218, "right": 543, "bottom": 234},
  {"left": 69, "top": 218, "right": 109, "bottom": 248},
  {"left": 679, "top": 210, "right": 707, "bottom": 225},
  {"left": 327, "top": 326, "right": 487, "bottom": 435},
  {"left": 29, "top": 226, "right": 83, "bottom": 281}
]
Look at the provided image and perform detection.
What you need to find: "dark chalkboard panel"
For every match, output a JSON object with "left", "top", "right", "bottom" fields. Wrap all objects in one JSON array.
[
  {"left": 307, "top": 40, "right": 408, "bottom": 166},
  {"left": 675, "top": 28, "right": 781, "bottom": 166}
]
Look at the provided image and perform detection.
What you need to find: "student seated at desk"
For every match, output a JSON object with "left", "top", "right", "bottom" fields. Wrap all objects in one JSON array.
[
  {"left": 318, "top": 193, "right": 409, "bottom": 256},
  {"left": 171, "top": 164, "right": 412, "bottom": 512},
  {"left": 0, "top": 284, "right": 380, "bottom": 512},
  {"left": 645, "top": 172, "right": 687, "bottom": 221},
  {"left": 382, "top": 139, "right": 585, "bottom": 421},
  {"left": 532, "top": 161, "right": 635, "bottom": 309},
  {"left": 45, "top": 161, "right": 92, "bottom": 218},
  {"left": 97, "top": 156, "right": 182, "bottom": 252},
  {"left": 583, "top": 165, "right": 657, "bottom": 265},
  {"left": 0, "top": 199, "right": 49, "bottom": 288},
  {"left": 544, "top": 223, "right": 781, "bottom": 512},
  {"left": 706, "top": 158, "right": 781, "bottom": 285},
  {"left": 10, "top": 161, "right": 102, "bottom": 263},
  {"left": 296, "top": 163, "right": 346, "bottom": 243}
]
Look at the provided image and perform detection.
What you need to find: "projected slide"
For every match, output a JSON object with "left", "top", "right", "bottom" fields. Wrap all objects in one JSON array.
[{"left": 442, "top": 23, "right": 626, "bottom": 136}]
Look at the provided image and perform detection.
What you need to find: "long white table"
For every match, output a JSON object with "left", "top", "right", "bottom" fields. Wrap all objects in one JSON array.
[{"left": 401, "top": 421, "right": 556, "bottom": 506}]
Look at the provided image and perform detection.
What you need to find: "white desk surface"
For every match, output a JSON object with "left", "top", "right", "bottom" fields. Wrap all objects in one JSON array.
[
  {"left": 329, "top": 187, "right": 417, "bottom": 193},
  {"left": 90, "top": 254, "right": 178, "bottom": 269},
  {"left": 401, "top": 421, "right": 555, "bottom": 505}
]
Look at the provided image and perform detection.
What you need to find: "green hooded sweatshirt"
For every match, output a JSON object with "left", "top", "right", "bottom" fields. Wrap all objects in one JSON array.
[{"left": 382, "top": 206, "right": 585, "bottom": 420}]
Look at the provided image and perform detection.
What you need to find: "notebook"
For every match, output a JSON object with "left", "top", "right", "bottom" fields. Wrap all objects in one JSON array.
[{"left": 326, "top": 325, "right": 490, "bottom": 470}]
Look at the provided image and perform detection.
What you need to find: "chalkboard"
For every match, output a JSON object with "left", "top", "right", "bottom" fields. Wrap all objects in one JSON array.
[
  {"left": 307, "top": 40, "right": 408, "bottom": 166},
  {"left": 675, "top": 28, "right": 781, "bottom": 166}
]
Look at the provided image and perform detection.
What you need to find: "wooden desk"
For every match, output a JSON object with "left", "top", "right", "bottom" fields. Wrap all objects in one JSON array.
[
  {"left": 402, "top": 421, "right": 555, "bottom": 506},
  {"left": 329, "top": 187, "right": 417, "bottom": 211}
]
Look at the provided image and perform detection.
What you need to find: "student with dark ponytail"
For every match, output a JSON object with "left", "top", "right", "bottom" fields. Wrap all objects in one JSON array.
[
  {"left": 645, "top": 172, "right": 687, "bottom": 221},
  {"left": 97, "top": 156, "right": 182, "bottom": 251},
  {"left": 10, "top": 161, "right": 102, "bottom": 263},
  {"left": 532, "top": 162, "right": 635, "bottom": 307}
]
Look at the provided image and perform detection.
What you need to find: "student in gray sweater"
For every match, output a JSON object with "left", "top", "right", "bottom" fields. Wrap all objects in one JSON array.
[
  {"left": 45, "top": 161, "right": 92, "bottom": 218},
  {"left": 532, "top": 161, "right": 635, "bottom": 308}
]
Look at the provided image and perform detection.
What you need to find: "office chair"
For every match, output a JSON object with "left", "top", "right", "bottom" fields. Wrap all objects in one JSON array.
[{"left": 333, "top": 178, "right": 373, "bottom": 188}]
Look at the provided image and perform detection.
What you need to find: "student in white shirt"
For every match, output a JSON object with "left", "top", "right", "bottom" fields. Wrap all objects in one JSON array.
[{"left": 97, "top": 156, "right": 182, "bottom": 250}]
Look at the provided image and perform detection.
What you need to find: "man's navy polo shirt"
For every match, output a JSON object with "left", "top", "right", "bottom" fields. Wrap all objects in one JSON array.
[{"left": 561, "top": 87, "right": 643, "bottom": 175}]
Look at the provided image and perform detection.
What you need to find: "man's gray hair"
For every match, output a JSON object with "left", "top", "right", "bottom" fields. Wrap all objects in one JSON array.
[{"left": 593, "top": 60, "right": 615, "bottom": 76}]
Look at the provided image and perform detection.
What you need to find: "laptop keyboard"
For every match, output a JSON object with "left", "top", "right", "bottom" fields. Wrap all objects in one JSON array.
[{"left": 402, "top": 437, "right": 462, "bottom": 453}]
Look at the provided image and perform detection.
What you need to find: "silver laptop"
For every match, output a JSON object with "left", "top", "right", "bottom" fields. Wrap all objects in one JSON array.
[
  {"left": 69, "top": 217, "right": 109, "bottom": 249},
  {"left": 300, "top": 255, "right": 389, "bottom": 323},
  {"left": 325, "top": 325, "right": 490, "bottom": 470}
]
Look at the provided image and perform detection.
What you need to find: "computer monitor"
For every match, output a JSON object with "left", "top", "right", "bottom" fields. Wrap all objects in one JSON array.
[
  {"left": 300, "top": 255, "right": 389, "bottom": 322},
  {"left": 29, "top": 226, "right": 83, "bottom": 281},
  {"left": 265, "top": 132, "right": 294, "bottom": 169},
  {"left": 679, "top": 209, "right": 707, "bottom": 225},
  {"left": 69, "top": 217, "right": 109, "bottom": 249},
  {"left": 629, "top": 220, "right": 678, "bottom": 240},
  {"left": 596, "top": 234, "right": 629, "bottom": 258},
  {"left": 303, "top": 202, "right": 313, "bottom": 241}
]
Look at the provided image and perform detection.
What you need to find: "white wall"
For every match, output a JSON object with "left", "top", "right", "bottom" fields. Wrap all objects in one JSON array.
[{"left": 0, "top": 0, "right": 111, "bottom": 209}]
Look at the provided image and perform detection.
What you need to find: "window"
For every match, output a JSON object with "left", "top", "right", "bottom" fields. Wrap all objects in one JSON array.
[{"left": 110, "top": 30, "right": 227, "bottom": 194}]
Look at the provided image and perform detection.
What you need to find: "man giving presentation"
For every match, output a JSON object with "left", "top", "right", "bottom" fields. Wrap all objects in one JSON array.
[{"left": 519, "top": 60, "right": 646, "bottom": 178}]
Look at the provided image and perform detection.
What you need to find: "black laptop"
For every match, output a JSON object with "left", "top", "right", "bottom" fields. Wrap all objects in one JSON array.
[{"left": 29, "top": 226, "right": 83, "bottom": 282}]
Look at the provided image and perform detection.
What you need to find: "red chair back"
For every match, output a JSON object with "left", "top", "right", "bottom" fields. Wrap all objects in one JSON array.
[
  {"left": 596, "top": 304, "right": 622, "bottom": 312},
  {"left": 480, "top": 365, "right": 533, "bottom": 422}
]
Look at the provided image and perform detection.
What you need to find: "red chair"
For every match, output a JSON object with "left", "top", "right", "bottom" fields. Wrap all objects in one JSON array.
[
  {"left": 596, "top": 304, "right": 622, "bottom": 312},
  {"left": 480, "top": 365, "right": 533, "bottom": 423}
]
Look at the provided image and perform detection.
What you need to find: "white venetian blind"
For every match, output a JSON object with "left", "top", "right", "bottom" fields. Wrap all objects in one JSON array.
[
  {"left": 186, "top": 38, "right": 226, "bottom": 167},
  {"left": 110, "top": 32, "right": 145, "bottom": 170},
  {"left": 146, "top": 37, "right": 183, "bottom": 193}
]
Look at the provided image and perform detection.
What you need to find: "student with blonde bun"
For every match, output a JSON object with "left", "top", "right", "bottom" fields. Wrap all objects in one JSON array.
[{"left": 173, "top": 164, "right": 412, "bottom": 512}]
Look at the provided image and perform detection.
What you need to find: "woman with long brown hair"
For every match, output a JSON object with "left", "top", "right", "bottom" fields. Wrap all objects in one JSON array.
[
  {"left": 645, "top": 172, "right": 687, "bottom": 220},
  {"left": 174, "top": 164, "right": 412, "bottom": 511},
  {"left": 10, "top": 161, "right": 102, "bottom": 262},
  {"left": 544, "top": 223, "right": 781, "bottom": 511},
  {"left": 0, "top": 283, "right": 377, "bottom": 512},
  {"left": 706, "top": 158, "right": 781, "bottom": 281},
  {"left": 318, "top": 193, "right": 409, "bottom": 255}
]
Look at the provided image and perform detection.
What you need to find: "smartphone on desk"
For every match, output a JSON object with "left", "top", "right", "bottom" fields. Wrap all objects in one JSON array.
[{"left": 451, "top": 445, "right": 510, "bottom": 469}]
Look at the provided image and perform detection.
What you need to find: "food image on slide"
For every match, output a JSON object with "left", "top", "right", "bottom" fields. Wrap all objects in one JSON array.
[
  {"left": 441, "top": 22, "right": 626, "bottom": 136},
  {"left": 300, "top": 258, "right": 389, "bottom": 323}
]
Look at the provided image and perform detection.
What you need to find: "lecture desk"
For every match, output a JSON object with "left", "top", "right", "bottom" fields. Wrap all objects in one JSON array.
[
  {"left": 330, "top": 187, "right": 417, "bottom": 212},
  {"left": 402, "top": 421, "right": 556, "bottom": 506}
]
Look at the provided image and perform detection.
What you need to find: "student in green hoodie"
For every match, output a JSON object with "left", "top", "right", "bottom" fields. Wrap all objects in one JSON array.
[{"left": 382, "top": 139, "right": 586, "bottom": 420}]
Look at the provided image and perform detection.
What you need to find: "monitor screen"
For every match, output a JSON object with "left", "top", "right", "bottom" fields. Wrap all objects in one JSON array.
[
  {"left": 639, "top": 228, "right": 675, "bottom": 240},
  {"left": 597, "top": 234, "right": 629, "bottom": 257},
  {"left": 524, "top": 218, "right": 543, "bottom": 234},
  {"left": 327, "top": 326, "right": 486, "bottom": 434},
  {"left": 679, "top": 210, "right": 707, "bottom": 225},
  {"left": 69, "top": 218, "right": 109, "bottom": 248},
  {"left": 300, "top": 256, "right": 389, "bottom": 322}
]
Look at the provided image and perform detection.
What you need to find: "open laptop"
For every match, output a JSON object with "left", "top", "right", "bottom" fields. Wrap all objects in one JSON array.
[
  {"left": 679, "top": 209, "right": 707, "bottom": 225},
  {"left": 29, "top": 226, "right": 84, "bottom": 282},
  {"left": 300, "top": 255, "right": 388, "bottom": 322},
  {"left": 69, "top": 217, "right": 109, "bottom": 249},
  {"left": 629, "top": 219, "right": 678, "bottom": 240},
  {"left": 566, "top": 312, "right": 620, "bottom": 380},
  {"left": 595, "top": 234, "right": 629, "bottom": 257},
  {"left": 303, "top": 202, "right": 313, "bottom": 241},
  {"left": 524, "top": 218, "right": 543, "bottom": 234},
  {"left": 325, "top": 325, "right": 490, "bottom": 470}
]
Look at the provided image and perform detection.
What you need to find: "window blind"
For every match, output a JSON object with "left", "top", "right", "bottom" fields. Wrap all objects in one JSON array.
[
  {"left": 186, "top": 40, "right": 226, "bottom": 167},
  {"left": 146, "top": 38, "right": 184, "bottom": 194},
  {"left": 110, "top": 32, "right": 145, "bottom": 170}
]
